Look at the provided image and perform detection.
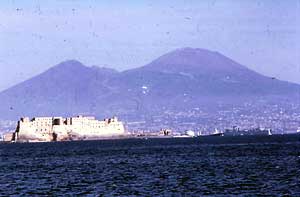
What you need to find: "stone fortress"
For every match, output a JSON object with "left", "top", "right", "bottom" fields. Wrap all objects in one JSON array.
[{"left": 12, "top": 116, "right": 125, "bottom": 142}]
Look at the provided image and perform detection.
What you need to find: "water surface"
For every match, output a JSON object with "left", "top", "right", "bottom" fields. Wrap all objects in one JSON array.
[{"left": 1, "top": 135, "right": 300, "bottom": 196}]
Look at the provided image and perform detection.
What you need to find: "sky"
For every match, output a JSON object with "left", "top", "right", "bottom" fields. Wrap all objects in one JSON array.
[{"left": 0, "top": 0, "right": 299, "bottom": 91}]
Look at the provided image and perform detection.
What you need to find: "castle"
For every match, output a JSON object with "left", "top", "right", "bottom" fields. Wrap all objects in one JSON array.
[{"left": 13, "top": 116, "right": 125, "bottom": 142}]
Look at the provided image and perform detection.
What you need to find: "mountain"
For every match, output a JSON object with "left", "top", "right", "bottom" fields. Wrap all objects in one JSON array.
[
  {"left": 0, "top": 60, "right": 120, "bottom": 119},
  {"left": 0, "top": 48, "right": 299, "bottom": 122},
  {"left": 116, "top": 48, "right": 299, "bottom": 99}
]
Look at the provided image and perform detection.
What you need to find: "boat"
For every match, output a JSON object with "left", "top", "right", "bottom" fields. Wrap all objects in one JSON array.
[
  {"left": 224, "top": 127, "right": 272, "bottom": 136},
  {"left": 196, "top": 129, "right": 224, "bottom": 137}
]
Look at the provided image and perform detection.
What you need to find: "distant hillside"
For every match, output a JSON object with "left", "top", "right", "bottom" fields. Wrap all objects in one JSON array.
[
  {"left": 0, "top": 48, "right": 299, "bottom": 120},
  {"left": 0, "top": 60, "right": 121, "bottom": 119},
  {"left": 125, "top": 47, "right": 298, "bottom": 96}
]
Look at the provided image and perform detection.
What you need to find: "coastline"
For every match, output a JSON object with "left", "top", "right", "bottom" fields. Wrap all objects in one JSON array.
[{"left": 1, "top": 133, "right": 300, "bottom": 144}]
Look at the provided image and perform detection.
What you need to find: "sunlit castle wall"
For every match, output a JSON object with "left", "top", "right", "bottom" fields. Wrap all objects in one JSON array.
[
  {"left": 17, "top": 117, "right": 54, "bottom": 141},
  {"left": 63, "top": 116, "right": 125, "bottom": 137},
  {"left": 15, "top": 116, "right": 125, "bottom": 142}
]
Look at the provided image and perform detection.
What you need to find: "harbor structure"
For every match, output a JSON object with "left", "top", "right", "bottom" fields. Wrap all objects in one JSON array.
[{"left": 12, "top": 116, "right": 125, "bottom": 142}]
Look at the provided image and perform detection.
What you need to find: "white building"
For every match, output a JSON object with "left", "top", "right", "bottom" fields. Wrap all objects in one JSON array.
[{"left": 14, "top": 116, "right": 125, "bottom": 142}]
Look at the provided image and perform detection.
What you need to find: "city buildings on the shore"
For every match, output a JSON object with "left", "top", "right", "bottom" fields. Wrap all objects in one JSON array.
[
  {"left": 6, "top": 116, "right": 125, "bottom": 142},
  {"left": 1, "top": 98, "right": 300, "bottom": 142},
  {"left": 125, "top": 100, "right": 300, "bottom": 134}
]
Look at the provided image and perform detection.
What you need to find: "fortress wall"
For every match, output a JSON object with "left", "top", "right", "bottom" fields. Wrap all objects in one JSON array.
[{"left": 15, "top": 116, "right": 126, "bottom": 142}]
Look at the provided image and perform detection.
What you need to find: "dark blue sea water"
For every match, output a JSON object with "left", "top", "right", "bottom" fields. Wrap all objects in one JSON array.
[{"left": 1, "top": 135, "right": 300, "bottom": 196}]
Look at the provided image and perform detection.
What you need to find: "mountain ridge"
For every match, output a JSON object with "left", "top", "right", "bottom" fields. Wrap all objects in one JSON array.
[{"left": 0, "top": 47, "right": 299, "bottom": 120}]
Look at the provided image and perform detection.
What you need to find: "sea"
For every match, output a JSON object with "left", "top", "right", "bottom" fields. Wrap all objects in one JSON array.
[{"left": 1, "top": 134, "right": 300, "bottom": 196}]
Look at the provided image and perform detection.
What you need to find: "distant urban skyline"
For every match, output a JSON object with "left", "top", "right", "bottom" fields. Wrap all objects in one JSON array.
[{"left": 0, "top": 0, "right": 299, "bottom": 91}]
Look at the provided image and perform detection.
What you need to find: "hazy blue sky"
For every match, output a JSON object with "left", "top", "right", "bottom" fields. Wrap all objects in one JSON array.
[{"left": 0, "top": 0, "right": 299, "bottom": 91}]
